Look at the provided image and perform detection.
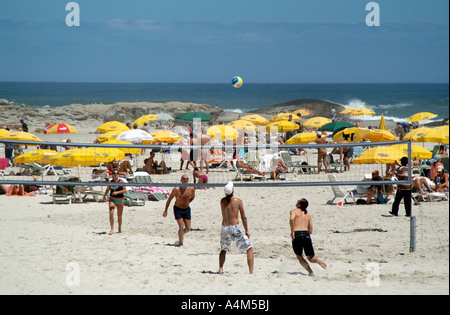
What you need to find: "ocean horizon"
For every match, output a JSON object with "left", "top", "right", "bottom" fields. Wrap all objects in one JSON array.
[{"left": 0, "top": 82, "right": 448, "bottom": 124}]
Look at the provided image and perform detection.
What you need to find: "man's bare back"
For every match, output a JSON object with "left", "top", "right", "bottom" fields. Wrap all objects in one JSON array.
[
  {"left": 220, "top": 197, "right": 243, "bottom": 227},
  {"left": 290, "top": 208, "right": 313, "bottom": 239}
]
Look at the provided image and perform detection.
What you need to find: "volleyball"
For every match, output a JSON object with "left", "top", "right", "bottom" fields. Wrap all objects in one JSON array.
[{"left": 232, "top": 76, "right": 243, "bottom": 88}]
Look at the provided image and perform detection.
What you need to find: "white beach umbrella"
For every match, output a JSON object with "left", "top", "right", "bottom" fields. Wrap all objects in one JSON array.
[
  {"left": 155, "top": 113, "right": 174, "bottom": 121},
  {"left": 116, "top": 129, "right": 153, "bottom": 144}
]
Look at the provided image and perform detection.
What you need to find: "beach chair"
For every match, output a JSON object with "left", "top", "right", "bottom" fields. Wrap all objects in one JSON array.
[
  {"left": 132, "top": 172, "right": 169, "bottom": 201},
  {"left": 124, "top": 191, "right": 146, "bottom": 206},
  {"left": 328, "top": 174, "right": 367, "bottom": 204},
  {"left": 280, "top": 151, "right": 317, "bottom": 174},
  {"left": 52, "top": 176, "right": 83, "bottom": 204},
  {"left": 326, "top": 154, "right": 345, "bottom": 173},
  {"left": 441, "top": 157, "right": 449, "bottom": 172}
]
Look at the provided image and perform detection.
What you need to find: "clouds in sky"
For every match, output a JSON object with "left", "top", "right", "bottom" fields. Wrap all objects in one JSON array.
[{"left": 0, "top": 1, "right": 448, "bottom": 83}]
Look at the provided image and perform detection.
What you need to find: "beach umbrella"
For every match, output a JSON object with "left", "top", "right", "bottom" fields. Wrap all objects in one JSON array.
[
  {"left": 390, "top": 144, "right": 432, "bottom": 160},
  {"left": 416, "top": 126, "right": 449, "bottom": 144},
  {"left": 266, "top": 121, "right": 299, "bottom": 133},
  {"left": 132, "top": 115, "right": 158, "bottom": 127},
  {"left": 207, "top": 125, "right": 239, "bottom": 140},
  {"left": 379, "top": 114, "right": 386, "bottom": 131},
  {"left": 155, "top": 113, "right": 174, "bottom": 121},
  {"left": 97, "top": 121, "right": 129, "bottom": 133},
  {"left": 116, "top": 129, "right": 153, "bottom": 144},
  {"left": 318, "top": 121, "right": 356, "bottom": 132},
  {"left": 303, "top": 117, "right": 332, "bottom": 128},
  {"left": 148, "top": 130, "right": 182, "bottom": 144},
  {"left": 292, "top": 109, "right": 313, "bottom": 117},
  {"left": 96, "top": 130, "right": 122, "bottom": 142},
  {"left": 49, "top": 149, "right": 106, "bottom": 167},
  {"left": 171, "top": 125, "right": 190, "bottom": 136},
  {"left": 86, "top": 147, "right": 125, "bottom": 162},
  {"left": 285, "top": 132, "right": 317, "bottom": 145},
  {"left": 14, "top": 149, "right": 60, "bottom": 165},
  {"left": 403, "top": 127, "right": 433, "bottom": 141},
  {"left": 353, "top": 146, "right": 406, "bottom": 165},
  {"left": 269, "top": 113, "right": 301, "bottom": 123},
  {"left": 341, "top": 108, "right": 376, "bottom": 116},
  {"left": 44, "top": 123, "right": 78, "bottom": 135},
  {"left": 1, "top": 131, "right": 42, "bottom": 144},
  {"left": 333, "top": 127, "right": 370, "bottom": 143},
  {"left": 227, "top": 120, "right": 258, "bottom": 132},
  {"left": 407, "top": 112, "right": 438, "bottom": 123},
  {"left": 175, "top": 112, "right": 213, "bottom": 122},
  {"left": 366, "top": 129, "right": 398, "bottom": 142},
  {"left": 0, "top": 129, "right": 11, "bottom": 138},
  {"left": 102, "top": 140, "right": 142, "bottom": 155},
  {"left": 240, "top": 114, "right": 269, "bottom": 126}
]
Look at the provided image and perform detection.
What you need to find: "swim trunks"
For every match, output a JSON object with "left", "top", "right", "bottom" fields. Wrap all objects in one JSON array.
[
  {"left": 174, "top": 205, "right": 191, "bottom": 220},
  {"left": 221, "top": 225, "right": 253, "bottom": 253},
  {"left": 292, "top": 230, "right": 315, "bottom": 257}
]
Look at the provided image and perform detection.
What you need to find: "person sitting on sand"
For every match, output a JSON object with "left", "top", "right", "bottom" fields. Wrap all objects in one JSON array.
[
  {"left": 143, "top": 151, "right": 168, "bottom": 175},
  {"left": 435, "top": 166, "right": 449, "bottom": 192}
]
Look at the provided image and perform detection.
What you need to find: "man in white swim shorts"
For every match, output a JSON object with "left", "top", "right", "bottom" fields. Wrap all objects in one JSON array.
[{"left": 219, "top": 182, "right": 254, "bottom": 274}]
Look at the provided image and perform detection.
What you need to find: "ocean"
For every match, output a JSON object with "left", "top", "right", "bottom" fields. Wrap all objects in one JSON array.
[{"left": 0, "top": 82, "right": 448, "bottom": 123}]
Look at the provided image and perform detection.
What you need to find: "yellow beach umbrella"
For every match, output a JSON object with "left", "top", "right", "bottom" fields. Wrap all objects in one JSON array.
[
  {"left": 102, "top": 140, "right": 142, "bottom": 155},
  {"left": 207, "top": 125, "right": 239, "bottom": 140},
  {"left": 269, "top": 113, "right": 301, "bottom": 123},
  {"left": 379, "top": 114, "right": 386, "bottom": 131},
  {"left": 266, "top": 121, "right": 299, "bottom": 133},
  {"left": 96, "top": 130, "right": 122, "bottom": 142},
  {"left": 0, "top": 129, "right": 11, "bottom": 138},
  {"left": 132, "top": 114, "right": 158, "bottom": 127},
  {"left": 407, "top": 112, "right": 438, "bottom": 123},
  {"left": 227, "top": 120, "right": 258, "bottom": 132},
  {"left": 333, "top": 127, "right": 370, "bottom": 143},
  {"left": 1, "top": 131, "right": 42, "bottom": 144},
  {"left": 240, "top": 114, "right": 269, "bottom": 126},
  {"left": 340, "top": 107, "right": 360, "bottom": 114},
  {"left": 285, "top": 132, "right": 317, "bottom": 145},
  {"left": 390, "top": 144, "right": 432, "bottom": 160},
  {"left": 14, "top": 149, "right": 60, "bottom": 165},
  {"left": 49, "top": 149, "right": 106, "bottom": 167},
  {"left": 416, "top": 126, "right": 449, "bottom": 144},
  {"left": 303, "top": 117, "right": 332, "bottom": 128},
  {"left": 367, "top": 129, "right": 398, "bottom": 142},
  {"left": 403, "top": 127, "right": 433, "bottom": 141},
  {"left": 353, "top": 146, "right": 406, "bottom": 165},
  {"left": 150, "top": 130, "right": 182, "bottom": 144},
  {"left": 341, "top": 108, "right": 375, "bottom": 116},
  {"left": 97, "top": 121, "right": 130, "bottom": 133},
  {"left": 292, "top": 109, "right": 313, "bottom": 117},
  {"left": 86, "top": 147, "right": 126, "bottom": 162}
]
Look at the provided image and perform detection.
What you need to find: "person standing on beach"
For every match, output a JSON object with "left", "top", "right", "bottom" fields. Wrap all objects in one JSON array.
[
  {"left": 290, "top": 198, "right": 327, "bottom": 276},
  {"left": 163, "top": 175, "right": 195, "bottom": 246},
  {"left": 390, "top": 157, "right": 412, "bottom": 217},
  {"left": 219, "top": 182, "right": 254, "bottom": 275},
  {"left": 103, "top": 170, "right": 127, "bottom": 234}
]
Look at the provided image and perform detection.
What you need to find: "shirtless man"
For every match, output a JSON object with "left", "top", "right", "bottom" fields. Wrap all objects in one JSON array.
[
  {"left": 163, "top": 175, "right": 195, "bottom": 246},
  {"left": 219, "top": 182, "right": 254, "bottom": 275},
  {"left": 290, "top": 198, "right": 326, "bottom": 276},
  {"left": 236, "top": 160, "right": 266, "bottom": 176},
  {"left": 315, "top": 132, "right": 328, "bottom": 174}
]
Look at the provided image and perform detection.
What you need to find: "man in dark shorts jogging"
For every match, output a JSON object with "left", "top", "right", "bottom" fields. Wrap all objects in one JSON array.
[
  {"left": 290, "top": 198, "right": 327, "bottom": 276},
  {"left": 163, "top": 175, "right": 195, "bottom": 246}
]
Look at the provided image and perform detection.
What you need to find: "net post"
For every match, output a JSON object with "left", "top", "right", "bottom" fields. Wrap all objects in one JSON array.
[{"left": 410, "top": 215, "right": 416, "bottom": 253}]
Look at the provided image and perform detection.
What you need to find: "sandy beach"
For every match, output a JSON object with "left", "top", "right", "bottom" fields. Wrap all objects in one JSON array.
[{"left": 1, "top": 105, "right": 449, "bottom": 295}]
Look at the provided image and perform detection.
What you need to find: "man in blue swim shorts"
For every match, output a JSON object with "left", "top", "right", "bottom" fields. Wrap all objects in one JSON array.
[{"left": 163, "top": 175, "right": 195, "bottom": 246}]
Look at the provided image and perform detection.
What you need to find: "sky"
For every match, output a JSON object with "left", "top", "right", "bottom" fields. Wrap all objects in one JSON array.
[{"left": 0, "top": 0, "right": 448, "bottom": 83}]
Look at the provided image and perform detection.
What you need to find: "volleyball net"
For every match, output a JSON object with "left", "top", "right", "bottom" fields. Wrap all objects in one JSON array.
[{"left": 0, "top": 139, "right": 413, "bottom": 191}]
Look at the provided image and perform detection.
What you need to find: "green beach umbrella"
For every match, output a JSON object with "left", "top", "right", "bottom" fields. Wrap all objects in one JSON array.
[
  {"left": 319, "top": 121, "right": 356, "bottom": 132},
  {"left": 175, "top": 112, "right": 214, "bottom": 122}
]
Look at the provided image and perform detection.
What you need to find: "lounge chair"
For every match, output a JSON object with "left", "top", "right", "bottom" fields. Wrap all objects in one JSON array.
[
  {"left": 234, "top": 167, "right": 266, "bottom": 181},
  {"left": 280, "top": 151, "right": 317, "bottom": 174},
  {"left": 326, "top": 154, "right": 345, "bottom": 173},
  {"left": 328, "top": 174, "right": 367, "bottom": 204},
  {"left": 124, "top": 191, "right": 146, "bottom": 206},
  {"left": 132, "top": 172, "right": 169, "bottom": 201},
  {"left": 52, "top": 176, "right": 83, "bottom": 204}
]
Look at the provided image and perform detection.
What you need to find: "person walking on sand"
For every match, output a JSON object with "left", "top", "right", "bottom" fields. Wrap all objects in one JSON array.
[
  {"left": 290, "top": 198, "right": 327, "bottom": 276},
  {"left": 163, "top": 175, "right": 195, "bottom": 246},
  {"left": 219, "top": 182, "right": 254, "bottom": 275},
  {"left": 103, "top": 170, "right": 127, "bottom": 234}
]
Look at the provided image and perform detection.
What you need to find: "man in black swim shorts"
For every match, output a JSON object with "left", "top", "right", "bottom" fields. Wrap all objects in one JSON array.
[
  {"left": 290, "top": 199, "right": 327, "bottom": 276},
  {"left": 163, "top": 175, "right": 195, "bottom": 246}
]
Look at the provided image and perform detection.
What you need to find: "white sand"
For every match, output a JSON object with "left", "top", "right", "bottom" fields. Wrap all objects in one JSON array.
[{"left": 1, "top": 124, "right": 449, "bottom": 295}]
